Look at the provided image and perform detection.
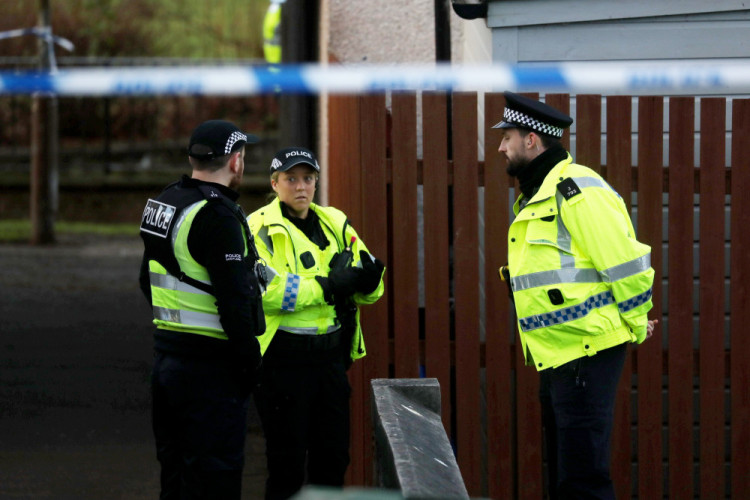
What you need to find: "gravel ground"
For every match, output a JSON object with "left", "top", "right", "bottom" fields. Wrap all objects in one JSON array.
[{"left": 0, "top": 233, "right": 266, "bottom": 499}]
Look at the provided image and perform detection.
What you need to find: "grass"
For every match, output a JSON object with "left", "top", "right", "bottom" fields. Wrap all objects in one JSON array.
[{"left": 0, "top": 219, "right": 139, "bottom": 242}]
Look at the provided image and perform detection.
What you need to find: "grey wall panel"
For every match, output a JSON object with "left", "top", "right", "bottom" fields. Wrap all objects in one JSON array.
[{"left": 487, "top": 0, "right": 750, "bottom": 29}]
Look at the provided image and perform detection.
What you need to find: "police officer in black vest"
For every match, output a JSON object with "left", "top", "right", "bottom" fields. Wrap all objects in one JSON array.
[{"left": 139, "top": 120, "right": 266, "bottom": 499}]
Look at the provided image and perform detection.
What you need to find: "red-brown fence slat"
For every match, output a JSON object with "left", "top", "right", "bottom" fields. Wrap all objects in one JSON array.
[
  {"left": 731, "top": 98, "right": 750, "bottom": 498},
  {"left": 699, "top": 97, "right": 727, "bottom": 499},
  {"left": 390, "top": 93, "right": 420, "bottom": 379},
  {"left": 546, "top": 94, "right": 571, "bottom": 152},
  {"left": 636, "top": 96, "right": 664, "bottom": 499},
  {"left": 422, "top": 92, "right": 453, "bottom": 434},
  {"left": 605, "top": 94, "right": 634, "bottom": 500},
  {"left": 327, "top": 94, "right": 367, "bottom": 485},
  {"left": 359, "top": 94, "right": 390, "bottom": 486},
  {"left": 484, "top": 91, "right": 514, "bottom": 500},
  {"left": 515, "top": 94, "right": 544, "bottom": 500},
  {"left": 451, "top": 92, "right": 482, "bottom": 495},
  {"left": 575, "top": 94, "right": 602, "bottom": 173},
  {"left": 667, "top": 96, "right": 695, "bottom": 499}
]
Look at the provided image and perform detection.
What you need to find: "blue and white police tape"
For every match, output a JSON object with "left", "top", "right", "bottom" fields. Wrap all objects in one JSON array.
[{"left": 2, "top": 61, "right": 750, "bottom": 96}]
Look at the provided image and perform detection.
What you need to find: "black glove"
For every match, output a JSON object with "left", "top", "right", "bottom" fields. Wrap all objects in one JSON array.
[
  {"left": 315, "top": 266, "right": 364, "bottom": 304},
  {"left": 498, "top": 265, "right": 514, "bottom": 302},
  {"left": 355, "top": 250, "right": 384, "bottom": 294}
]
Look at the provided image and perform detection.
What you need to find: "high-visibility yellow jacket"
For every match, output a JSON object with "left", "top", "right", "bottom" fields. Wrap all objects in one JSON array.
[
  {"left": 263, "top": 2, "right": 282, "bottom": 64},
  {"left": 507, "top": 154, "right": 654, "bottom": 370},
  {"left": 247, "top": 200, "right": 384, "bottom": 360}
]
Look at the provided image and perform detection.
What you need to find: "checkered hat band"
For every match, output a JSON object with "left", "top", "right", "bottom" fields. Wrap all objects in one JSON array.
[
  {"left": 225, "top": 131, "right": 247, "bottom": 155},
  {"left": 504, "top": 108, "right": 564, "bottom": 138},
  {"left": 519, "top": 290, "right": 615, "bottom": 332}
]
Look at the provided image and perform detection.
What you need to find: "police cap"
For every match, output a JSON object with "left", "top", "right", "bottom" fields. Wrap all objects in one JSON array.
[
  {"left": 188, "top": 120, "right": 259, "bottom": 161},
  {"left": 492, "top": 91, "right": 573, "bottom": 138},
  {"left": 270, "top": 147, "right": 321, "bottom": 173}
]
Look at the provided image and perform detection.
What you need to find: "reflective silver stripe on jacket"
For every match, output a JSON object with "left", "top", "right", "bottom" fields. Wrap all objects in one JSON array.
[
  {"left": 600, "top": 254, "right": 651, "bottom": 283},
  {"left": 510, "top": 254, "right": 650, "bottom": 292},
  {"left": 171, "top": 200, "right": 204, "bottom": 250},
  {"left": 277, "top": 324, "right": 342, "bottom": 335},
  {"left": 152, "top": 306, "right": 223, "bottom": 330},
  {"left": 149, "top": 271, "right": 212, "bottom": 295},
  {"left": 511, "top": 268, "right": 602, "bottom": 292},
  {"left": 263, "top": 264, "right": 278, "bottom": 282},
  {"left": 555, "top": 192, "right": 575, "bottom": 267},
  {"left": 257, "top": 226, "right": 273, "bottom": 256},
  {"left": 572, "top": 176, "right": 619, "bottom": 196}
]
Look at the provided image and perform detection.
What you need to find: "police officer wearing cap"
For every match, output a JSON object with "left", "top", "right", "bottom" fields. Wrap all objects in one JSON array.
[
  {"left": 139, "top": 120, "right": 266, "bottom": 499},
  {"left": 494, "top": 92, "right": 658, "bottom": 499},
  {"left": 247, "top": 147, "right": 385, "bottom": 499}
]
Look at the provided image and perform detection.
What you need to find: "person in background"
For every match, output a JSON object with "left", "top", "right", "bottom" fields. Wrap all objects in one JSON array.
[
  {"left": 247, "top": 146, "right": 385, "bottom": 500},
  {"left": 139, "top": 120, "right": 265, "bottom": 499},
  {"left": 495, "top": 92, "right": 657, "bottom": 499}
]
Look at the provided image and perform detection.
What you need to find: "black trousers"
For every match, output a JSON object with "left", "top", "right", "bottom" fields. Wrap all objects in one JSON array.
[
  {"left": 152, "top": 352, "right": 251, "bottom": 500},
  {"left": 539, "top": 343, "right": 627, "bottom": 500},
  {"left": 254, "top": 334, "right": 352, "bottom": 500}
]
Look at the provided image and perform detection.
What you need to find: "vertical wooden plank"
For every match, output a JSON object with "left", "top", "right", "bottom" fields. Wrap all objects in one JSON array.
[
  {"left": 327, "top": 94, "right": 366, "bottom": 485},
  {"left": 698, "top": 97, "right": 726, "bottom": 499},
  {"left": 636, "top": 96, "right": 664, "bottom": 500},
  {"left": 667, "top": 97, "right": 695, "bottom": 500},
  {"left": 731, "top": 98, "right": 750, "bottom": 498},
  {"left": 516, "top": 343, "right": 542, "bottom": 500},
  {"left": 422, "top": 92, "right": 452, "bottom": 434},
  {"left": 484, "top": 91, "right": 514, "bottom": 500},
  {"left": 606, "top": 95, "right": 634, "bottom": 499},
  {"left": 575, "top": 94, "right": 602, "bottom": 173},
  {"left": 391, "top": 93, "right": 420, "bottom": 379},
  {"left": 515, "top": 92, "right": 543, "bottom": 500},
  {"left": 328, "top": 94, "right": 362, "bottom": 221},
  {"left": 359, "top": 94, "right": 390, "bottom": 486},
  {"left": 545, "top": 94, "right": 571, "bottom": 152},
  {"left": 452, "top": 92, "right": 481, "bottom": 495}
]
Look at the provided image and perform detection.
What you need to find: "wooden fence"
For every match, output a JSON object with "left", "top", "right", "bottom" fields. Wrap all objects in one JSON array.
[{"left": 327, "top": 92, "right": 750, "bottom": 499}]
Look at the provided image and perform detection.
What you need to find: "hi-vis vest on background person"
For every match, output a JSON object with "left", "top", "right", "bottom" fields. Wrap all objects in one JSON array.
[
  {"left": 140, "top": 183, "right": 263, "bottom": 338},
  {"left": 507, "top": 155, "right": 654, "bottom": 371},
  {"left": 263, "top": 0, "right": 285, "bottom": 64}
]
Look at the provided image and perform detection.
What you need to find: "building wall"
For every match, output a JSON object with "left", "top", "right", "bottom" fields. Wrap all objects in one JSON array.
[
  {"left": 318, "top": 0, "right": 491, "bottom": 201},
  {"left": 487, "top": 0, "right": 750, "bottom": 66}
]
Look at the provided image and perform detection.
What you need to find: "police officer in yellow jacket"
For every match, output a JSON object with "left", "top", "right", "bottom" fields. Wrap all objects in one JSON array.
[
  {"left": 495, "top": 92, "right": 657, "bottom": 499},
  {"left": 247, "top": 147, "right": 385, "bottom": 499},
  {"left": 139, "top": 120, "right": 265, "bottom": 499}
]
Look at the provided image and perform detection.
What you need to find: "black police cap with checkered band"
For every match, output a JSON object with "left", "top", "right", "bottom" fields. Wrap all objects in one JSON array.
[
  {"left": 188, "top": 120, "right": 259, "bottom": 161},
  {"left": 492, "top": 91, "right": 573, "bottom": 139}
]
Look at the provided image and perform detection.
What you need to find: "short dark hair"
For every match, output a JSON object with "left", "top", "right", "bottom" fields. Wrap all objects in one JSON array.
[
  {"left": 189, "top": 147, "right": 239, "bottom": 172},
  {"left": 517, "top": 127, "right": 561, "bottom": 149}
]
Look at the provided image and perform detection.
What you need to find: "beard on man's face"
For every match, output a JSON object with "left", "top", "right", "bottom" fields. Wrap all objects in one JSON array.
[{"left": 505, "top": 156, "right": 530, "bottom": 178}]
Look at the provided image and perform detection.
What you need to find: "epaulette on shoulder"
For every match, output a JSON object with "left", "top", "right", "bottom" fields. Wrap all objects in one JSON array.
[{"left": 557, "top": 177, "right": 582, "bottom": 201}]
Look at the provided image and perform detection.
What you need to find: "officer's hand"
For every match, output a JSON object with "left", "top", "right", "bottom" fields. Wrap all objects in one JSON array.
[
  {"left": 354, "top": 250, "right": 384, "bottom": 294},
  {"left": 315, "top": 275, "right": 335, "bottom": 304},
  {"left": 316, "top": 266, "right": 364, "bottom": 304}
]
